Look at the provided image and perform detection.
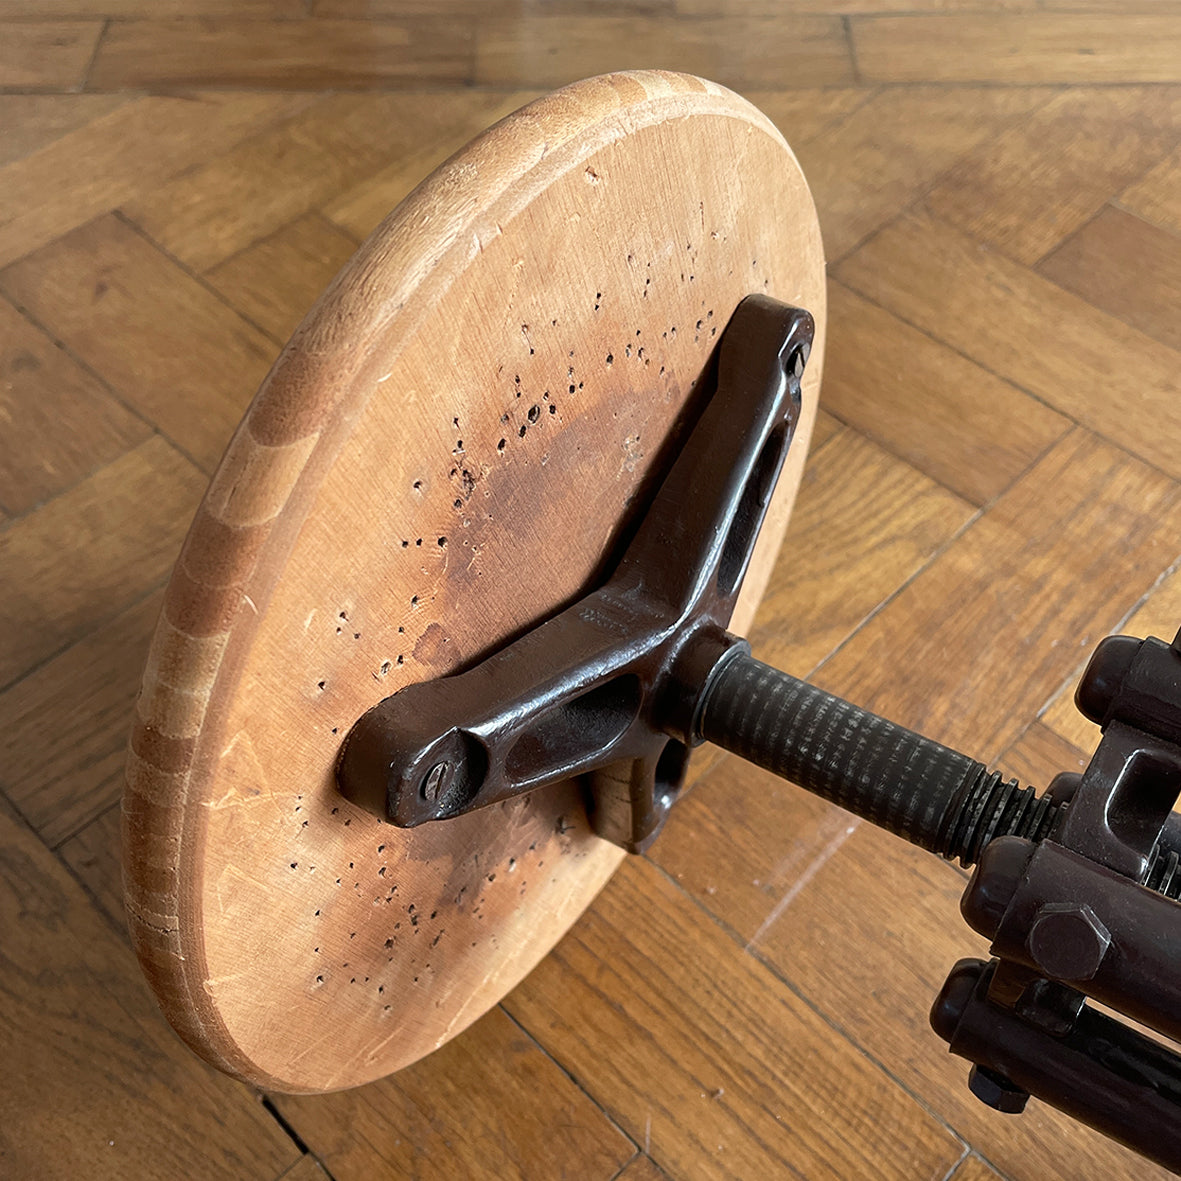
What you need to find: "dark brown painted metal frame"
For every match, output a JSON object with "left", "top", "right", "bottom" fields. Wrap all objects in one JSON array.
[
  {"left": 334, "top": 294, "right": 1181, "bottom": 1171},
  {"left": 337, "top": 293, "right": 814, "bottom": 853}
]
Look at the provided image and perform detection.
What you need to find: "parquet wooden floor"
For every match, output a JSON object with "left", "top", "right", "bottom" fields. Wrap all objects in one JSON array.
[{"left": 2, "top": 3, "right": 1180, "bottom": 1179}]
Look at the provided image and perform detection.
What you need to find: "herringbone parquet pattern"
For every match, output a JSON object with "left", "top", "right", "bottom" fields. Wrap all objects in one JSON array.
[{"left": 2, "top": 4, "right": 1181, "bottom": 1179}]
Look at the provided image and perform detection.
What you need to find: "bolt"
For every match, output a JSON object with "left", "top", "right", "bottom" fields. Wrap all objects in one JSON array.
[
  {"left": 421, "top": 761, "right": 451, "bottom": 803},
  {"left": 1027, "top": 902, "right": 1110, "bottom": 981},
  {"left": 968, "top": 1065, "right": 1029, "bottom": 1114}
]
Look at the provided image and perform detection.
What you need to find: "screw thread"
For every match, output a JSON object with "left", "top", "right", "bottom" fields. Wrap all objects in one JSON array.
[
  {"left": 1146, "top": 845, "right": 1181, "bottom": 900},
  {"left": 939, "top": 767, "right": 1060, "bottom": 866},
  {"left": 699, "top": 654, "right": 1179, "bottom": 887}
]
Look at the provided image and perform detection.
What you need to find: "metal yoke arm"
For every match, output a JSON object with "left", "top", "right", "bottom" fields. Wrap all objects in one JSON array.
[{"left": 338, "top": 294, "right": 813, "bottom": 851}]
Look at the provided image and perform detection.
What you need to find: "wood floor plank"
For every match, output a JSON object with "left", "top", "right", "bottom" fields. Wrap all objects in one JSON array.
[
  {"left": 996, "top": 720, "right": 1090, "bottom": 794},
  {"left": 0, "top": 588, "right": 161, "bottom": 847},
  {"left": 0, "top": 797, "right": 301, "bottom": 1181},
  {"left": 272, "top": 1158, "right": 332, "bottom": 1181},
  {"left": 0, "top": 296, "right": 149, "bottom": 516},
  {"left": 0, "top": 94, "right": 127, "bottom": 167},
  {"left": 745, "top": 425, "right": 975, "bottom": 674},
  {"left": 1038, "top": 695, "right": 1101, "bottom": 762},
  {"left": 808, "top": 407, "right": 842, "bottom": 453},
  {"left": 88, "top": 19, "right": 474, "bottom": 90},
  {"left": 0, "top": 92, "right": 309, "bottom": 270},
  {"left": 678, "top": 0, "right": 1037, "bottom": 10},
  {"left": 1038, "top": 205, "right": 1181, "bottom": 353},
  {"left": 739, "top": 87, "right": 871, "bottom": 149},
  {"left": 0, "top": 214, "right": 277, "bottom": 470},
  {"left": 320, "top": 0, "right": 673, "bottom": 11},
  {"left": 794, "top": 86, "right": 1050, "bottom": 260},
  {"left": 0, "top": 436, "right": 204, "bottom": 691},
  {"left": 925, "top": 87, "right": 1181, "bottom": 265},
  {"left": 474, "top": 14, "right": 853, "bottom": 89},
  {"left": 1043, "top": 0, "right": 1181, "bottom": 8},
  {"left": 126, "top": 91, "right": 513, "bottom": 273},
  {"left": 320, "top": 90, "right": 540, "bottom": 240},
  {"left": 652, "top": 752, "right": 862, "bottom": 952},
  {"left": 823, "top": 282, "right": 1069, "bottom": 504},
  {"left": 274, "top": 1007, "right": 635, "bottom": 1181},
  {"left": 835, "top": 211, "right": 1181, "bottom": 481},
  {"left": 205, "top": 214, "right": 357, "bottom": 343},
  {"left": 615, "top": 1156, "right": 668, "bottom": 1181},
  {"left": 852, "top": 14, "right": 1181, "bottom": 84},
  {"left": 0, "top": 0, "right": 301, "bottom": 13},
  {"left": 4, "top": 22, "right": 1181, "bottom": 1180},
  {"left": 948, "top": 1157, "right": 1006, "bottom": 1181},
  {"left": 57, "top": 803, "right": 126, "bottom": 939},
  {"left": 0, "top": 21, "right": 101, "bottom": 90},
  {"left": 680, "top": 0, "right": 1039, "bottom": 8},
  {"left": 812, "top": 431, "right": 1181, "bottom": 757},
  {"left": 752, "top": 822, "right": 1170, "bottom": 1181},
  {"left": 1119, "top": 144, "right": 1181, "bottom": 239},
  {"left": 503, "top": 856, "right": 963, "bottom": 1181}
]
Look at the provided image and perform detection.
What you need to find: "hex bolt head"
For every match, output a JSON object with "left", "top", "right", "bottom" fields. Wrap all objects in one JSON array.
[
  {"left": 1027, "top": 902, "right": 1111, "bottom": 981},
  {"left": 968, "top": 1065, "right": 1030, "bottom": 1114}
]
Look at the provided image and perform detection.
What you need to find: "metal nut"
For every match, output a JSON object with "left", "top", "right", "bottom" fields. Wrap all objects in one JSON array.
[{"left": 1027, "top": 902, "right": 1111, "bottom": 981}]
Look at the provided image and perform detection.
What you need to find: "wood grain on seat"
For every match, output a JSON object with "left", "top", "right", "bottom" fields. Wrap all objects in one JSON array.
[{"left": 123, "top": 71, "right": 826, "bottom": 1093}]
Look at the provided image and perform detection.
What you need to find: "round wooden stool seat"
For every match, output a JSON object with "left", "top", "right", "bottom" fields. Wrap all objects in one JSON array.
[{"left": 123, "top": 70, "right": 826, "bottom": 1093}]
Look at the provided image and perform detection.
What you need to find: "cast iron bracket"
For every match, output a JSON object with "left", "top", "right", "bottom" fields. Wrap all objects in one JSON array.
[{"left": 337, "top": 294, "right": 814, "bottom": 852}]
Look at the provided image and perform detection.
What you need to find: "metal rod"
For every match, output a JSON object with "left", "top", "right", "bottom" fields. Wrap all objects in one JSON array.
[
  {"left": 699, "top": 655, "right": 1112, "bottom": 871},
  {"left": 698, "top": 653, "right": 1058, "bottom": 866},
  {"left": 933, "top": 958, "right": 1181, "bottom": 1174}
]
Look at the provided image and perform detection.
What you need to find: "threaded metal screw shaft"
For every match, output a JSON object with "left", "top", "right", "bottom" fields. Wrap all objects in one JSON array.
[{"left": 697, "top": 654, "right": 1181, "bottom": 892}]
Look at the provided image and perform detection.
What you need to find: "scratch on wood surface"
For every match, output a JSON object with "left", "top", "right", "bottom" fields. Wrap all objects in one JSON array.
[
  {"left": 436, "top": 1000, "right": 466, "bottom": 1050},
  {"left": 745, "top": 820, "right": 859, "bottom": 953},
  {"left": 285, "top": 1022, "right": 345, "bottom": 1072},
  {"left": 433, "top": 955, "right": 500, "bottom": 1050},
  {"left": 214, "top": 862, "right": 273, "bottom": 916},
  {"left": 218, "top": 729, "right": 251, "bottom": 764},
  {"left": 126, "top": 899, "right": 180, "bottom": 938},
  {"left": 364, "top": 1026, "right": 403, "bottom": 1065},
  {"left": 763, "top": 807, "right": 854, "bottom": 894},
  {"left": 201, "top": 972, "right": 248, "bottom": 997},
  {"left": 202, "top": 785, "right": 262, "bottom": 810}
]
